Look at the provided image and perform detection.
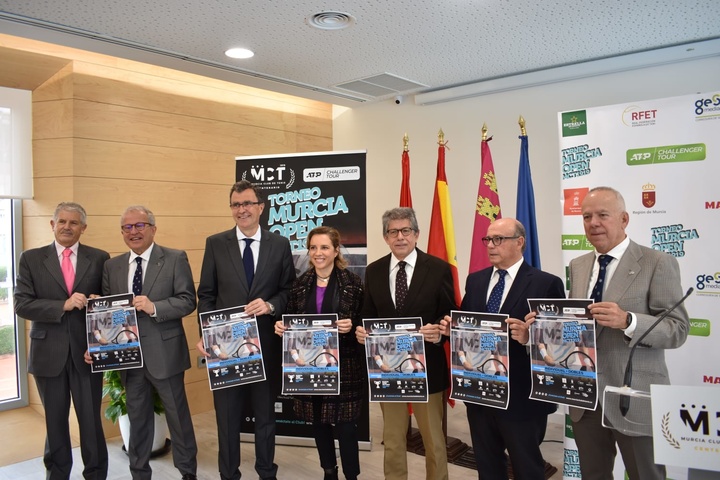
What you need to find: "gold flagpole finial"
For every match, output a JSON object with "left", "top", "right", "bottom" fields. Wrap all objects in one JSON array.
[
  {"left": 519, "top": 115, "right": 527, "bottom": 136},
  {"left": 438, "top": 128, "right": 445, "bottom": 146},
  {"left": 403, "top": 133, "right": 409, "bottom": 152},
  {"left": 482, "top": 123, "right": 488, "bottom": 141}
]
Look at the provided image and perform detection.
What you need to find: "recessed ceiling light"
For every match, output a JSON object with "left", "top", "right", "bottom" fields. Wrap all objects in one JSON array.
[
  {"left": 306, "top": 11, "right": 355, "bottom": 30},
  {"left": 225, "top": 48, "right": 254, "bottom": 59}
]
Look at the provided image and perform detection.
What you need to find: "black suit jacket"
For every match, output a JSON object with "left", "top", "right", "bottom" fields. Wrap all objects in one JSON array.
[
  {"left": 461, "top": 261, "right": 564, "bottom": 419},
  {"left": 15, "top": 243, "right": 109, "bottom": 377},
  {"left": 361, "top": 249, "right": 456, "bottom": 394},
  {"left": 197, "top": 227, "right": 295, "bottom": 378}
]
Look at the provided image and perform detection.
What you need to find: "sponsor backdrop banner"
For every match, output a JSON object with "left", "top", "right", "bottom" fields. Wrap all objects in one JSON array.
[
  {"left": 558, "top": 91, "right": 720, "bottom": 479},
  {"left": 236, "top": 151, "right": 370, "bottom": 446}
]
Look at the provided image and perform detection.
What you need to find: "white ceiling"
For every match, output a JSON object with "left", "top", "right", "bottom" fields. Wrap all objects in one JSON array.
[{"left": 1, "top": 0, "right": 719, "bottom": 106}]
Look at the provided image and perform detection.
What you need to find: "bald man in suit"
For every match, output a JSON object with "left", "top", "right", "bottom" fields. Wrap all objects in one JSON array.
[
  {"left": 443, "top": 218, "right": 565, "bottom": 480},
  {"left": 568, "top": 187, "right": 689, "bottom": 480},
  {"left": 15, "top": 202, "right": 109, "bottom": 480}
]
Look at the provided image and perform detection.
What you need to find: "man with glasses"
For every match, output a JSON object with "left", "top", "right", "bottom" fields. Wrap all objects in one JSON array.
[
  {"left": 441, "top": 217, "right": 564, "bottom": 479},
  {"left": 98, "top": 205, "right": 198, "bottom": 480},
  {"left": 356, "top": 207, "right": 455, "bottom": 480},
  {"left": 15, "top": 202, "right": 109, "bottom": 480},
  {"left": 197, "top": 180, "right": 294, "bottom": 480}
]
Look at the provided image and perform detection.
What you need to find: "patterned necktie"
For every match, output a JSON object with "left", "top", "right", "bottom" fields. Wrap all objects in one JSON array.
[
  {"left": 486, "top": 269, "right": 508, "bottom": 313},
  {"left": 243, "top": 238, "right": 255, "bottom": 289},
  {"left": 590, "top": 254, "right": 613, "bottom": 303},
  {"left": 61, "top": 248, "right": 75, "bottom": 294},
  {"left": 395, "top": 260, "right": 408, "bottom": 312},
  {"left": 132, "top": 257, "right": 143, "bottom": 296}
]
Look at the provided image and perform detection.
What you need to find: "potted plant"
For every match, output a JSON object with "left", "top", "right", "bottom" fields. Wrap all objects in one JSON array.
[{"left": 102, "top": 370, "right": 169, "bottom": 453}]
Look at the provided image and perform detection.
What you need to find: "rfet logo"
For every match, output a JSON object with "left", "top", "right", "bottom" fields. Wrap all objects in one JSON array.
[
  {"left": 642, "top": 183, "right": 656, "bottom": 208},
  {"left": 563, "top": 188, "right": 588, "bottom": 215},
  {"left": 622, "top": 105, "right": 658, "bottom": 127}
]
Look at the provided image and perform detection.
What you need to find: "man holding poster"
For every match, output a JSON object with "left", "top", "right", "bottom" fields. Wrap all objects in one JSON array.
[
  {"left": 568, "top": 187, "right": 689, "bottom": 480},
  {"left": 100, "top": 205, "right": 198, "bottom": 480},
  {"left": 197, "top": 180, "right": 295, "bottom": 480},
  {"left": 355, "top": 207, "right": 455, "bottom": 480},
  {"left": 445, "top": 218, "right": 565, "bottom": 479}
]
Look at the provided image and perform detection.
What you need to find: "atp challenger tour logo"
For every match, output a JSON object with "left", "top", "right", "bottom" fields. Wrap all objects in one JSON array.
[
  {"left": 626, "top": 144, "right": 706, "bottom": 165},
  {"left": 561, "top": 110, "right": 587, "bottom": 137},
  {"left": 650, "top": 223, "right": 699, "bottom": 257},
  {"left": 561, "top": 144, "right": 602, "bottom": 179}
]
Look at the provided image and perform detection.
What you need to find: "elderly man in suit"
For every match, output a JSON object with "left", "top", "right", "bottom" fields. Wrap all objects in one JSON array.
[
  {"left": 442, "top": 217, "right": 565, "bottom": 480},
  {"left": 101, "top": 205, "right": 198, "bottom": 480},
  {"left": 197, "top": 180, "right": 295, "bottom": 480},
  {"left": 567, "top": 186, "right": 688, "bottom": 480},
  {"left": 356, "top": 207, "right": 455, "bottom": 480},
  {"left": 15, "top": 202, "right": 109, "bottom": 480}
]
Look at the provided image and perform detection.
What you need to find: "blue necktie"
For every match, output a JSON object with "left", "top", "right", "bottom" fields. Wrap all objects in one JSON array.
[
  {"left": 132, "top": 257, "right": 143, "bottom": 296},
  {"left": 243, "top": 238, "right": 255, "bottom": 289},
  {"left": 486, "top": 269, "right": 507, "bottom": 313},
  {"left": 590, "top": 254, "right": 613, "bottom": 303}
]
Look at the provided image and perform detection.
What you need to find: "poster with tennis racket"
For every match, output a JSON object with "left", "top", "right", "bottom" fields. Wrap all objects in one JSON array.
[
  {"left": 363, "top": 317, "right": 428, "bottom": 403},
  {"left": 449, "top": 310, "right": 510, "bottom": 408},
  {"left": 200, "top": 306, "right": 265, "bottom": 390},
  {"left": 86, "top": 293, "right": 142, "bottom": 373},
  {"left": 280, "top": 313, "right": 339, "bottom": 395},
  {"left": 527, "top": 298, "right": 598, "bottom": 409}
]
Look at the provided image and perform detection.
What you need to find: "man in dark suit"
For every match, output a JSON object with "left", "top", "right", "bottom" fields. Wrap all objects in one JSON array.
[
  {"left": 15, "top": 202, "right": 109, "bottom": 480},
  {"left": 442, "top": 217, "right": 565, "bottom": 480},
  {"left": 356, "top": 207, "right": 455, "bottom": 480},
  {"left": 100, "top": 205, "right": 198, "bottom": 480},
  {"left": 568, "top": 187, "right": 688, "bottom": 480},
  {"left": 197, "top": 180, "right": 295, "bottom": 480}
]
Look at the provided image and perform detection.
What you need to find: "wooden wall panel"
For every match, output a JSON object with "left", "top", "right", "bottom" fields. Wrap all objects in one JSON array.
[{"left": 5, "top": 33, "right": 332, "bottom": 428}]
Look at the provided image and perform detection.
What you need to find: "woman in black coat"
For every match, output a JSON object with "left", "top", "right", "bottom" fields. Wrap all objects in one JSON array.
[{"left": 275, "top": 226, "right": 365, "bottom": 480}]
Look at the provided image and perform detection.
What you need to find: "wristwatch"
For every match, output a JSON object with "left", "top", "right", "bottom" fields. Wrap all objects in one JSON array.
[
  {"left": 625, "top": 311, "right": 632, "bottom": 328},
  {"left": 266, "top": 301, "right": 276, "bottom": 316}
]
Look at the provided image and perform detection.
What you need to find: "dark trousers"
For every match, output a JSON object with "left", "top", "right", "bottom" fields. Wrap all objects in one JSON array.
[
  {"left": 124, "top": 368, "right": 197, "bottom": 479},
  {"left": 313, "top": 418, "right": 359, "bottom": 479},
  {"left": 466, "top": 402, "right": 548, "bottom": 480},
  {"left": 34, "top": 355, "right": 107, "bottom": 480},
  {"left": 573, "top": 407, "right": 665, "bottom": 480},
  {"left": 214, "top": 379, "right": 278, "bottom": 480}
]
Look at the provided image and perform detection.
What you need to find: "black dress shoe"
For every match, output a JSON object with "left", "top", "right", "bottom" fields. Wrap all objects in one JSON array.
[{"left": 181, "top": 474, "right": 197, "bottom": 480}]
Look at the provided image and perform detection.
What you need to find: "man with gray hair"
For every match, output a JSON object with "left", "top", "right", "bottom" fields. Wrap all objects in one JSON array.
[
  {"left": 96, "top": 205, "right": 198, "bottom": 480},
  {"left": 356, "top": 207, "right": 455, "bottom": 480},
  {"left": 15, "top": 202, "right": 109, "bottom": 479}
]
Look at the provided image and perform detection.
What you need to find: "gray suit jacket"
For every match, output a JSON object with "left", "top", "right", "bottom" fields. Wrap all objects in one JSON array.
[
  {"left": 103, "top": 244, "right": 197, "bottom": 379},
  {"left": 568, "top": 239, "right": 689, "bottom": 434},
  {"left": 15, "top": 243, "right": 109, "bottom": 377},
  {"left": 197, "top": 227, "right": 295, "bottom": 378}
]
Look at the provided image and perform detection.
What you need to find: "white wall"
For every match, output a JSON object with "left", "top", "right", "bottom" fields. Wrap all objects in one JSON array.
[{"left": 333, "top": 57, "right": 720, "bottom": 292}]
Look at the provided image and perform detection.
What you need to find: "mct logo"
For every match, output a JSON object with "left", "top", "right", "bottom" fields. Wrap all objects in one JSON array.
[{"left": 249, "top": 165, "right": 287, "bottom": 182}]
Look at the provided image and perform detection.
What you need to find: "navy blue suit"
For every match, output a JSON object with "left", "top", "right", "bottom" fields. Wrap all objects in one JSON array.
[{"left": 461, "top": 262, "right": 564, "bottom": 479}]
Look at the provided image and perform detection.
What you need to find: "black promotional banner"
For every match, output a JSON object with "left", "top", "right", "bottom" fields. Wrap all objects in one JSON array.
[{"left": 236, "top": 150, "right": 369, "bottom": 446}]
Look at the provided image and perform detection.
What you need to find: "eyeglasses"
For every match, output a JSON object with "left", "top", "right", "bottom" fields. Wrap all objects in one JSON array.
[
  {"left": 121, "top": 223, "right": 154, "bottom": 233},
  {"left": 481, "top": 236, "right": 520, "bottom": 246},
  {"left": 386, "top": 227, "right": 415, "bottom": 238},
  {"left": 230, "top": 201, "right": 262, "bottom": 209}
]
